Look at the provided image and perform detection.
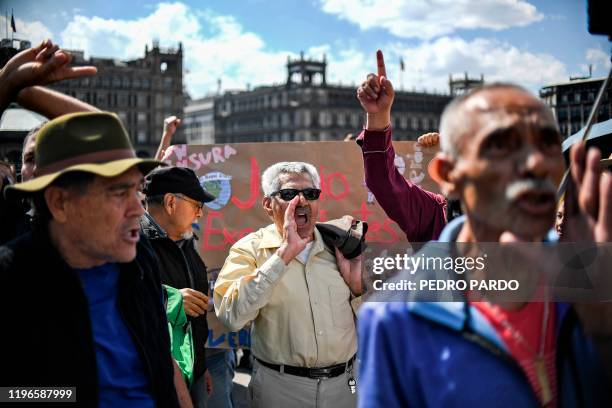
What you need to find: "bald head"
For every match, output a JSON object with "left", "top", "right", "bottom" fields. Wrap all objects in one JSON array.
[{"left": 439, "top": 83, "right": 556, "bottom": 158}]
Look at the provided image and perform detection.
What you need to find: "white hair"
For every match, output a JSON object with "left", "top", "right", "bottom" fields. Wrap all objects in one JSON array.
[{"left": 261, "top": 161, "right": 320, "bottom": 196}]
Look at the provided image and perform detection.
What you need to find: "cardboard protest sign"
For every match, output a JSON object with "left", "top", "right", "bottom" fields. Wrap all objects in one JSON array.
[{"left": 162, "top": 140, "right": 440, "bottom": 348}]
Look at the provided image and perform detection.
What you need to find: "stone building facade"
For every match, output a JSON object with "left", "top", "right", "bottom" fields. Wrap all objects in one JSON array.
[
  {"left": 211, "top": 54, "right": 452, "bottom": 144},
  {"left": 49, "top": 41, "right": 185, "bottom": 156},
  {"left": 540, "top": 77, "right": 612, "bottom": 139}
]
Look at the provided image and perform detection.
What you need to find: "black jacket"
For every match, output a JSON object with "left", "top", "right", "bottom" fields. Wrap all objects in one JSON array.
[
  {"left": 141, "top": 213, "right": 209, "bottom": 379},
  {"left": 0, "top": 227, "right": 179, "bottom": 408}
]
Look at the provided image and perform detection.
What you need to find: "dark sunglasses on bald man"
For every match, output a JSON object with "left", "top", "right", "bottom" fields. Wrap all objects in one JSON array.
[{"left": 271, "top": 188, "right": 321, "bottom": 201}]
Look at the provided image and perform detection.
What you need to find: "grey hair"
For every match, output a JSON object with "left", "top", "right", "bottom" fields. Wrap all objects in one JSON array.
[
  {"left": 439, "top": 82, "right": 534, "bottom": 158},
  {"left": 22, "top": 121, "right": 47, "bottom": 151},
  {"left": 261, "top": 161, "right": 321, "bottom": 196}
]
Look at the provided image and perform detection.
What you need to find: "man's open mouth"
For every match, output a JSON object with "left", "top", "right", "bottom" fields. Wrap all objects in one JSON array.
[
  {"left": 515, "top": 190, "right": 556, "bottom": 216},
  {"left": 295, "top": 206, "right": 310, "bottom": 227},
  {"left": 123, "top": 226, "right": 141, "bottom": 244}
]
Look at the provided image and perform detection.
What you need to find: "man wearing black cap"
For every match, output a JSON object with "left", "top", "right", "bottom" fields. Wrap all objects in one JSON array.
[{"left": 141, "top": 166, "right": 215, "bottom": 408}]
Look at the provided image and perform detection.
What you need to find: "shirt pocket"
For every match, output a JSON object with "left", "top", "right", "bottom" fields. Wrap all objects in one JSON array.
[{"left": 328, "top": 285, "right": 354, "bottom": 330}]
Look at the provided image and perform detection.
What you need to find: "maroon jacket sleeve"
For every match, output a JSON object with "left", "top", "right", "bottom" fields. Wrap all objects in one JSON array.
[{"left": 356, "top": 127, "right": 447, "bottom": 242}]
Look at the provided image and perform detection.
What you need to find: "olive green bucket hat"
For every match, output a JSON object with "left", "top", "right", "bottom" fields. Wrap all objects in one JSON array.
[{"left": 6, "top": 111, "right": 162, "bottom": 197}]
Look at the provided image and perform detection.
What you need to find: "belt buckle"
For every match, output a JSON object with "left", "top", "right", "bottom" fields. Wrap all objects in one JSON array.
[{"left": 309, "top": 367, "right": 332, "bottom": 379}]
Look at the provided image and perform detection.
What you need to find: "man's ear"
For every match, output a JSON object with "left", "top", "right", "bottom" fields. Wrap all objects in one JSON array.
[
  {"left": 44, "top": 186, "right": 71, "bottom": 223},
  {"left": 163, "top": 193, "right": 176, "bottom": 215},
  {"left": 262, "top": 196, "right": 273, "bottom": 218},
  {"left": 428, "top": 153, "right": 460, "bottom": 198}
]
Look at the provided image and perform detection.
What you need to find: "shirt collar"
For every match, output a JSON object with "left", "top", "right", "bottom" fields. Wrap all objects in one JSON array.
[{"left": 259, "top": 223, "right": 326, "bottom": 256}]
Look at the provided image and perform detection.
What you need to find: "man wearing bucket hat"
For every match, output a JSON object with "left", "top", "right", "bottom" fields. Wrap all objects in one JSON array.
[
  {"left": 0, "top": 111, "right": 186, "bottom": 407},
  {"left": 141, "top": 166, "right": 216, "bottom": 407}
]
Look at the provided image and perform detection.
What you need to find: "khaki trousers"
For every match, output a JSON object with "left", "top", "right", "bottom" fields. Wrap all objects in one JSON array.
[{"left": 248, "top": 360, "right": 357, "bottom": 408}]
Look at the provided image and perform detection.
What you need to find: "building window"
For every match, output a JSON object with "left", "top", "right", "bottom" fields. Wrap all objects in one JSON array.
[
  {"left": 411, "top": 117, "right": 419, "bottom": 130},
  {"left": 137, "top": 112, "right": 147, "bottom": 123},
  {"left": 422, "top": 117, "right": 429, "bottom": 130},
  {"left": 575, "top": 93, "right": 581, "bottom": 103},
  {"left": 118, "top": 94, "right": 128, "bottom": 107},
  {"left": 137, "top": 130, "right": 147, "bottom": 143},
  {"left": 393, "top": 116, "right": 400, "bottom": 129},
  {"left": 320, "top": 112, "right": 332, "bottom": 128},
  {"left": 96, "top": 93, "right": 106, "bottom": 107},
  {"left": 137, "top": 94, "right": 148, "bottom": 108},
  {"left": 118, "top": 111, "right": 128, "bottom": 124},
  {"left": 163, "top": 77, "right": 173, "bottom": 89}
]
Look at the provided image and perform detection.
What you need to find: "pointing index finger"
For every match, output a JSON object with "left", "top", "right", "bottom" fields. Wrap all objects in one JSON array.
[{"left": 376, "top": 50, "right": 386, "bottom": 78}]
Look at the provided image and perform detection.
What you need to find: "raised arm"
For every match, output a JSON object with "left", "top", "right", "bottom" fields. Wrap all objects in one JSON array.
[
  {"left": 356, "top": 50, "right": 446, "bottom": 242},
  {"left": 155, "top": 115, "right": 182, "bottom": 161},
  {"left": 0, "top": 40, "right": 97, "bottom": 113},
  {"left": 17, "top": 86, "right": 99, "bottom": 118}
]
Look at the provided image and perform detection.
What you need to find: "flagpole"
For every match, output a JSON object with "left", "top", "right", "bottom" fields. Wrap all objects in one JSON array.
[
  {"left": 5, "top": 9, "right": 8, "bottom": 41},
  {"left": 11, "top": 8, "right": 13, "bottom": 42}
]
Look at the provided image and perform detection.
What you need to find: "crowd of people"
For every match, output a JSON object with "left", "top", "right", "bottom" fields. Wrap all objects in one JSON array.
[{"left": 0, "top": 40, "right": 610, "bottom": 408}]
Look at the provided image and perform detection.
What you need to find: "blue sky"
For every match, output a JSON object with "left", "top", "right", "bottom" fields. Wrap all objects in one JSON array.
[{"left": 2, "top": 0, "right": 610, "bottom": 98}]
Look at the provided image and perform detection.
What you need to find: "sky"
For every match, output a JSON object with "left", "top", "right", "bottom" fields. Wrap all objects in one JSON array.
[{"left": 1, "top": 0, "right": 610, "bottom": 99}]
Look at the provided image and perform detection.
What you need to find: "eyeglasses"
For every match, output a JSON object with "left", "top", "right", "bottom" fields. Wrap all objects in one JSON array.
[
  {"left": 175, "top": 194, "right": 204, "bottom": 211},
  {"left": 271, "top": 188, "right": 321, "bottom": 201}
]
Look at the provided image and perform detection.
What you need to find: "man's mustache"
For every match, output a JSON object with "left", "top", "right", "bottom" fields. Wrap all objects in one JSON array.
[{"left": 505, "top": 178, "right": 557, "bottom": 202}]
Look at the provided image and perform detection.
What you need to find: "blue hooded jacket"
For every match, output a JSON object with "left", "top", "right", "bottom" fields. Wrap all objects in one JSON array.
[{"left": 358, "top": 216, "right": 607, "bottom": 407}]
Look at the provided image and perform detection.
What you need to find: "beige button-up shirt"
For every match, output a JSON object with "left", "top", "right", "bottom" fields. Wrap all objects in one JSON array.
[{"left": 214, "top": 224, "right": 358, "bottom": 367}]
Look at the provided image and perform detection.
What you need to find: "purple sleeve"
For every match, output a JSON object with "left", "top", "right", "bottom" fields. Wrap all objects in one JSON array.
[{"left": 356, "top": 127, "right": 446, "bottom": 242}]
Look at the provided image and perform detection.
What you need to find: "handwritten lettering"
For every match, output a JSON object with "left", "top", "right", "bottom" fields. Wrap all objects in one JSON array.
[{"left": 231, "top": 157, "right": 260, "bottom": 210}]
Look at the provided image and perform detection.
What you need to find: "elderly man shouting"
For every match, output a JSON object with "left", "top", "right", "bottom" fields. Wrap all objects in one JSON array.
[{"left": 214, "top": 161, "right": 362, "bottom": 408}]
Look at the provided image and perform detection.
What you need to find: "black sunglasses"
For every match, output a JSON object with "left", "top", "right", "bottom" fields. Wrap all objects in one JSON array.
[{"left": 271, "top": 188, "right": 321, "bottom": 201}]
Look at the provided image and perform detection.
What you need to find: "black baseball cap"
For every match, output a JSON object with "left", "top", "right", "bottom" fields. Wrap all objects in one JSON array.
[{"left": 144, "top": 166, "right": 215, "bottom": 203}]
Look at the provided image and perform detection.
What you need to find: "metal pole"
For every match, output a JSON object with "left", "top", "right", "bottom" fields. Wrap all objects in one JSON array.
[{"left": 556, "top": 63, "right": 612, "bottom": 201}]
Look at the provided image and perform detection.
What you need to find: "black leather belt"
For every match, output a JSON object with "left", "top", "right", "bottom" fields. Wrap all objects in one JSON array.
[{"left": 255, "top": 356, "right": 354, "bottom": 379}]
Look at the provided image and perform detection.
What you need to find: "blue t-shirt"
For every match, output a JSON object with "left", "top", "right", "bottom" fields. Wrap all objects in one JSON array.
[{"left": 76, "top": 263, "right": 155, "bottom": 408}]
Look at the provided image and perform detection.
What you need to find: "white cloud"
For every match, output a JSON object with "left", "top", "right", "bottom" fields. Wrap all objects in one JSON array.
[
  {"left": 383, "top": 37, "right": 567, "bottom": 93},
  {"left": 297, "top": 38, "right": 569, "bottom": 95},
  {"left": 0, "top": 16, "right": 53, "bottom": 45},
  {"left": 585, "top": 48, "right": 612, "bottom": 73},
  {"left": 319, "top": 0, "right": 543, "bottom": 39},
  {"left": 57, "top": 2, "right": 298, "bottom": 98},
  {"left": 28, "top": 1, "right": 562, "bottom": 98}
]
